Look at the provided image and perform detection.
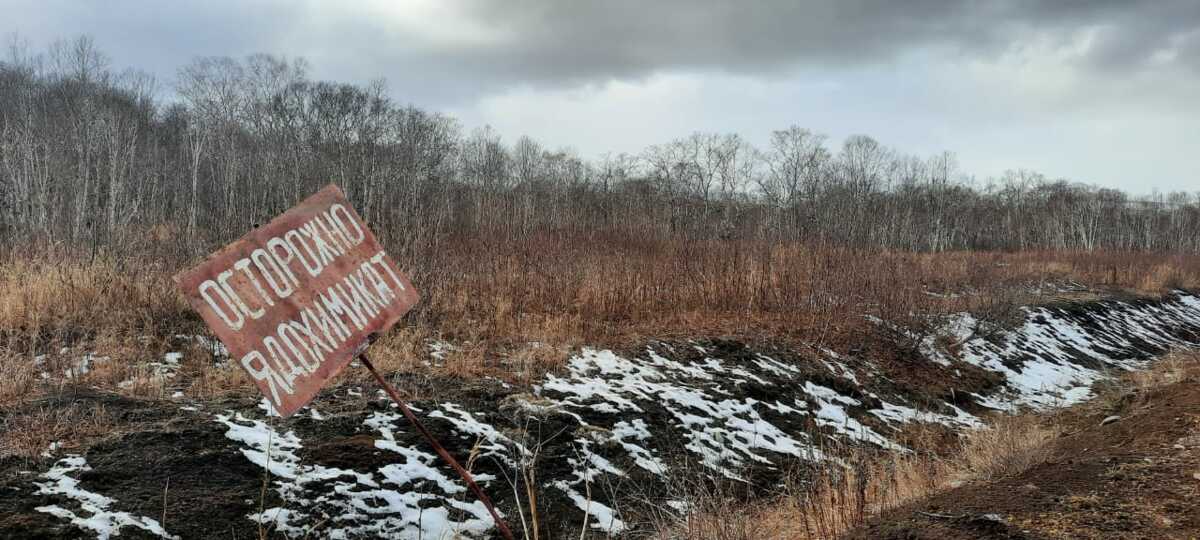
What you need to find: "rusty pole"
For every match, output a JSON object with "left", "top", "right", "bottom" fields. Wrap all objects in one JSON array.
[{"left": 359, "top": 353, "right": 516, "bottom": 540}]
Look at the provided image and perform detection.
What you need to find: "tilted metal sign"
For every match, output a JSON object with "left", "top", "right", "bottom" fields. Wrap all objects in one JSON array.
[{"left": 175, "top": 184, "right": 419, "bottom": 417}]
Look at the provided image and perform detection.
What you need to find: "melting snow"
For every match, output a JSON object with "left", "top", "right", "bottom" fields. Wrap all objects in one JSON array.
[
  {"left": 429, "top": 402, "right": 524, "bottom": 469},
  {"left": 541, "top": 348, "right": 830, "bottom": 479},
  {"left": 35, "top": 456, "right": 179, "bottom": 539},
  {"left": 41, "top": 441, "right": 63, "bottom": 458},
  {"left": 804, "top": 382, "right": 901, "bottom": 450},
  {"left": 611, "top": 419, "right": 668, "bottom": 475},
  {"left": 552, "top": 478, "right": 627, "bottom": 534},
  {"left": 871, "top": 400, "right": 982, "bottom": 429},
  {"left": 216, "top": 410, "right": 498, "bottom": 539},
  {"left": 955, "top": 294, "right": 1200, "bottom": 407},
  {"left": 101, "top": 292, "right": 1198, "bottom": 538}
]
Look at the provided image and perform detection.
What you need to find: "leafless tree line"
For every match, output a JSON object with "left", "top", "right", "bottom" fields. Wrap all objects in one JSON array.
[{"left": 2, "top": 38, "right": 1198, "bottom": 262}]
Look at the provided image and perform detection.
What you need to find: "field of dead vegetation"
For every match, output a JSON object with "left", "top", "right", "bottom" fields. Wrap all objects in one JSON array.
[
  {"left": 2, "top": 240, "right": 1197, "bottom": 389},
  {"left": 0, "top": 240, "right": 1199, "bottom": 539}
]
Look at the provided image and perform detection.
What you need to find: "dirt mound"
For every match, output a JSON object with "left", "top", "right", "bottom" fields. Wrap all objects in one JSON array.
[
  {"left": 1, "top": 292, "right": 1198, "bottom": 538},
  {"left": 847, "top": 374, "right": 1200, "bottom": 539}
]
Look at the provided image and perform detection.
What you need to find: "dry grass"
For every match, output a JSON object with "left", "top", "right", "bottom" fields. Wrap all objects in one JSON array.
[
  {"left": 184, "top": 357, "right": 250, "bottom": 401},
  {"left": 952, "top": 415, "right": 1060, "bottom": 482},
  {"left": 404, "top": 236, "right": 1200, "bottom": 352},
  {"left": 3, "top": 242, "right": 1198, "bottom": 358},
  {"left": 1094, "top": 348, "right": 1200, "bottom": 414},
  {"left": 0, "top": 352, "right": 38, "bottom": 410},
  {"left": 0, "top": 403, "right": 117, "bottom": 461},
  {"left": 0, "top": 239, "right": 1197, "bottom": 408},
  {"left": 0, "top": 248, "right": 190, "bottom": 354},
  {"left": 1139, "top": 263, "right": 1189, "bottom": 292}
]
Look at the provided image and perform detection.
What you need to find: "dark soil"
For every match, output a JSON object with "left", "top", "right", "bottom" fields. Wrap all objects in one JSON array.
[{"left": 0, "top": 392, "right": 276, "bottom": 539}]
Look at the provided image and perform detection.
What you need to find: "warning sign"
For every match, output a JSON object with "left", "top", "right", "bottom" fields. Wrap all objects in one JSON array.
[{"left": 175, "top": 184, "right": 419, "bottom": 416}]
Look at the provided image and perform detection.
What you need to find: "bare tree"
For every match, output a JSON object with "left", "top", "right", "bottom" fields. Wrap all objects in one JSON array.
[{"left": 0, "top": 37, "right": 1196, "bottom": 261}]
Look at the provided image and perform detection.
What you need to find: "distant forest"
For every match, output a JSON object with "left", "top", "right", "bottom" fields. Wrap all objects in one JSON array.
[{"left": 2, "top": 37, "right": 1198, "bottom": 259}]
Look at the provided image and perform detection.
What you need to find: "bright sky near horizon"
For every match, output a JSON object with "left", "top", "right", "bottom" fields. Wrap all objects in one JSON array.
[{"left": 3, "top": 0, "right": 1198, "bottom": 194}]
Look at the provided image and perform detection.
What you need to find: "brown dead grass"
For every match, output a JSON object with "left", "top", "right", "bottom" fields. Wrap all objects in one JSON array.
[
  {"left": 407, "top": 238, "right": 1200, "bottom": 353},
  {"left": 1093, "top": 348, "right": 1200, "bottom": 415},
  {"left": 0, "top": 249, "right": 190, "bottom": 355},
  {"left": 952, "top": 415, "right": 1060, "bottom": 482},
  {"left": 0, "top": 239, "right": 1197, "bottom": 408},
  {"left": 0, "top": 402, "right": 117, "bottom": 461},
  {"left": 0, "top": 353, "right": 38, "bottom": 411}
]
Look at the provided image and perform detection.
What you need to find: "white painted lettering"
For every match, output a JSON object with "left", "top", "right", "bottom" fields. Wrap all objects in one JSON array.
[
  {"left": 199, "top": 279, "right": 244, "bottom": 330},
  {"left": 329, "top": 204, "right": 365, "bottom": 246},
  {"left": 241, "top": 350, "right": 290, "bottom": 406},
  {"left": 285, "top": 229, "right": 323, "bottom": 278}
]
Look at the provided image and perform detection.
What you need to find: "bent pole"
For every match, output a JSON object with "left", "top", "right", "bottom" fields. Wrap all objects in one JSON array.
[{"left": 358, "top": 353, "right": 516, "bottom": 540}]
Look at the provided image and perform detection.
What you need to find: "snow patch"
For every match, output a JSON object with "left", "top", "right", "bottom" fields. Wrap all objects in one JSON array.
[
  {"left": 216, "top": 410, "right": 498, "bottom": 539},
  {"left": 35, "top": 455, "right": 179, "bottom": 539}
]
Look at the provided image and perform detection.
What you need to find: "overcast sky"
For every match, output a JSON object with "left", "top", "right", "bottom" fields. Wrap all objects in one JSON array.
[{"left": 4, "top": 0, "right": 1198, "bottom": 193}]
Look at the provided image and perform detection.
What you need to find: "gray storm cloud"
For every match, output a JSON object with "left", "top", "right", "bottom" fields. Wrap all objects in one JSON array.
[
  {"left": 342, "top": 0, "right": 1200, "bottom": 86},
  {"left": 2, "top": 0, "right": 1198, "bottom": 191},
  {"left": 6, "top": 0, "right": 1199, "bottom": 97}
]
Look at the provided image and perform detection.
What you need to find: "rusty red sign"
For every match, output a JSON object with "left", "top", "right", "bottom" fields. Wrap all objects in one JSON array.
[{"left": 175, "top": 184, "right": 419, "bottom": 417}]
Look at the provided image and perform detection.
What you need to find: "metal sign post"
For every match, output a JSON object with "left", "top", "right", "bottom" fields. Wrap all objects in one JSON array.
[
  {"left": 359, "top": 352, "right": 514, "bottom": 540},
  {"left": 176, "top": 184, "right": 514, "bottom": 539}
]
